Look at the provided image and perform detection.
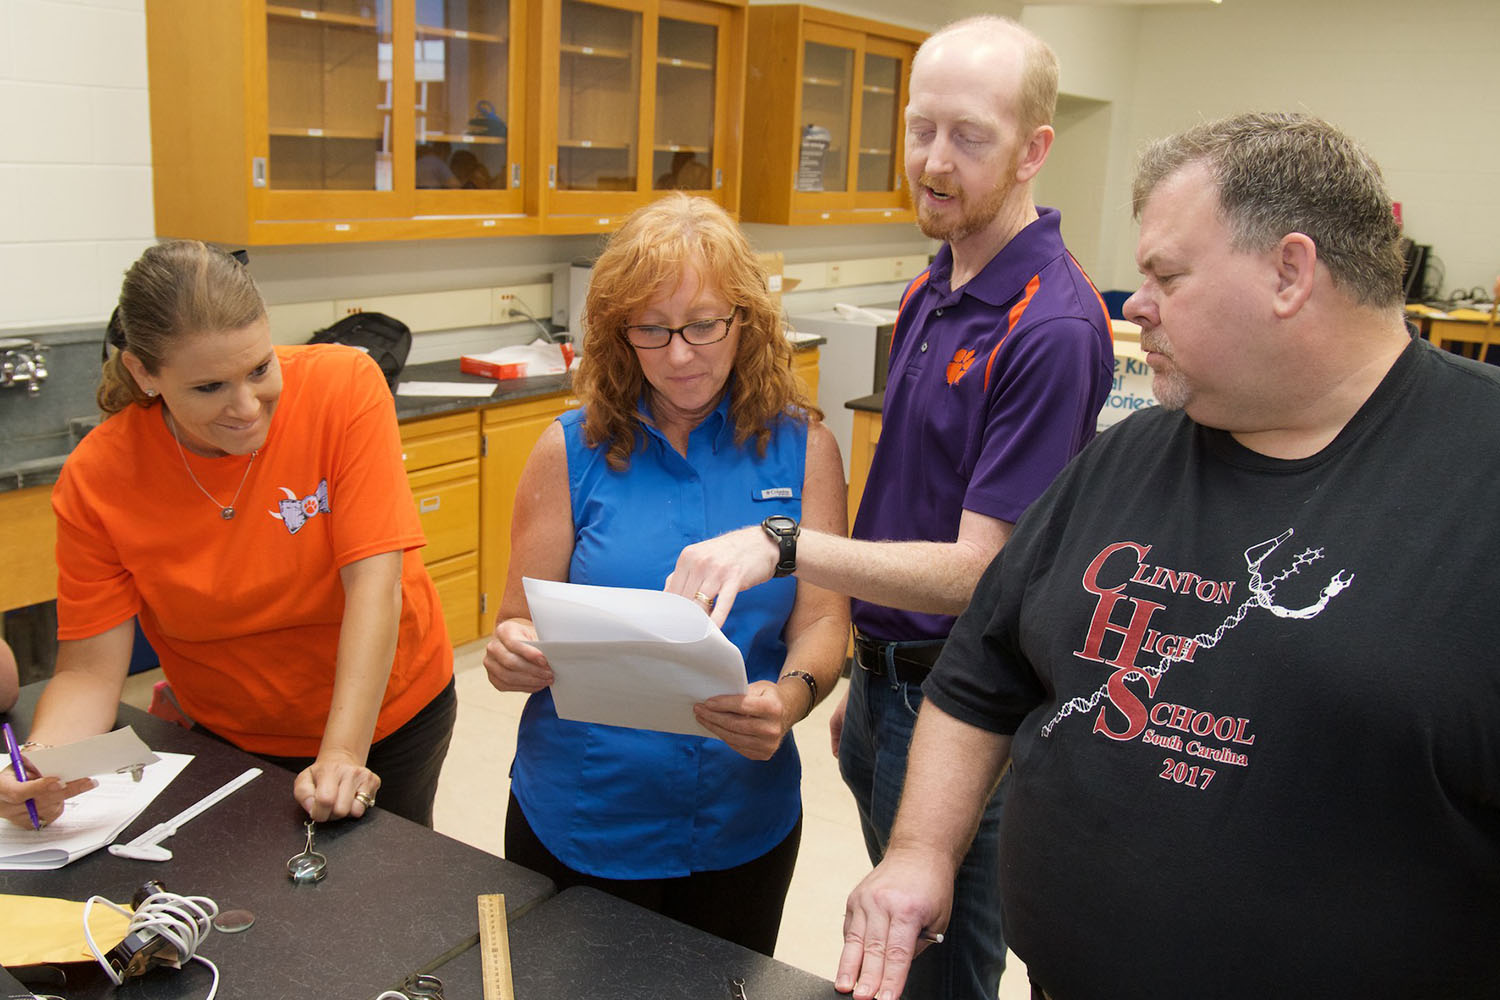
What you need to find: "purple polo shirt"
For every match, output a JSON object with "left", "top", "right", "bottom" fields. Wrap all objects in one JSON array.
[{"left": 851, "top": 206, "right": 1113, "bottom": 642}]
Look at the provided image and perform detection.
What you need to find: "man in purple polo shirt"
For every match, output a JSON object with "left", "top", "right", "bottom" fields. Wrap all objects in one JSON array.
[{"left": 669, "top": 15, "right": 1112, "bottom": 998}]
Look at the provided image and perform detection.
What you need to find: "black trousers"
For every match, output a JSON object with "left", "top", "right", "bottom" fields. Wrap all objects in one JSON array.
[
  {"left": 504, "top": 790, "right": 802, "bottom": 956},
  {"left": 194, "top": 678, "right": 457, "bottom": 828}
]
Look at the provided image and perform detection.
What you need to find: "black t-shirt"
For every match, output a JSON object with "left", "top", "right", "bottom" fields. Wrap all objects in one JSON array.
[{"left": 928, "top": 338, "right": 1500, "bottom": 999}]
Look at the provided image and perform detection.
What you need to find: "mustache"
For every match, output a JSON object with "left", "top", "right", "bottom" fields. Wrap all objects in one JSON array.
[{"left": 917, "top": 174, "right": 957, "bottom": 197}]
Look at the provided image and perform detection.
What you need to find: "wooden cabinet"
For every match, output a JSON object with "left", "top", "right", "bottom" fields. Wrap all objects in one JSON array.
[
  {"left": 0, "top": 485, "right": 57, "bottom": 614},
  {"left": 741, "top": 5, "right": 922, "bottom": 226},
  {"left": 479, "top": 391, "right": 582, "bottom": 631},
  {"left": 145, "top": 0, "right": 743, "bottom": 243},
  {"left": 146, "top": 0, "right": 537, "bottom": 244},
  {"left": 847, "top": 406, "right": 880, "bottom": 531},
  {"left": 791, "top": 344, "right": 820, "bottom": 407},
  {"left": 529, "top": 0, "right": 746, "bottom": 233},
  {"left": 399, "top": 410, "right": 483, "bottom": 643}
]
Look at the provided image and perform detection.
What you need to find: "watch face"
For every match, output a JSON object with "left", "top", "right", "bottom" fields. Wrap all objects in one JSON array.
[{"left": 764, "top": 515, "right": 798, "bottom": 536}]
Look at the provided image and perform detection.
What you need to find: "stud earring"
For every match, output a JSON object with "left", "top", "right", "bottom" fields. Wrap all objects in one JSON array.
[{"left": 145, "top": 389, "right": 158, "bottom": 397}]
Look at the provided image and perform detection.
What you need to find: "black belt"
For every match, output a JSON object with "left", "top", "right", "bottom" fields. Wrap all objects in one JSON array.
[{"left": 852, "top": 633, "right": 944, "bottom": 684}]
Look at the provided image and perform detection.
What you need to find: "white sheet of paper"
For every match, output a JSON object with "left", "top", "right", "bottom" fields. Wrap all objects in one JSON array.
[
  {"left": 0, "top": 752, "right": 191, "bottom": 870},
  {"left": 397, "top": 381, "right": 497, "bottom": 398},
  {"left": 25, "top": 726, "right": 160, "bottom": 782},
  {"left": 523, "top": 577, "right": 748, "bottom": 737}
]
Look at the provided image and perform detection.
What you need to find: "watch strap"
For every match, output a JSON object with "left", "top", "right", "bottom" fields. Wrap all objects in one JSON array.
[{"left": 762, "top": 516, "right": 798, "bottom": 577}]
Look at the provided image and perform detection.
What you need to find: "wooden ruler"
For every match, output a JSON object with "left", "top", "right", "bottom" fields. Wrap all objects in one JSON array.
[{"left": 477, "top": 893, "right": 516, "bottom": 1000}]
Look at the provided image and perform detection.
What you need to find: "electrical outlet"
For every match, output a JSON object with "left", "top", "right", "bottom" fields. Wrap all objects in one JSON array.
[{"left": 491, "top": 283, "right": 553, "bottom": 325}]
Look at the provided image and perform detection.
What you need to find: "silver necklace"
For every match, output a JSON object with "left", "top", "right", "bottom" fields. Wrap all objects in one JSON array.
[{"left": 167, "top": 413, "right": 258, "bottom": 520}]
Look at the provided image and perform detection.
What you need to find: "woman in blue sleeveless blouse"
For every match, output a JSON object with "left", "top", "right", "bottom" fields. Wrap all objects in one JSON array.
[{"left": 483, "top": 194, "right": 849, "bottom": 955}]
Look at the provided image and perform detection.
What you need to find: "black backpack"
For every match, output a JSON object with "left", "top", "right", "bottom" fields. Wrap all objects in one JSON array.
[{"left": 309, "top": 312, "right": 412, "bottom": 391}]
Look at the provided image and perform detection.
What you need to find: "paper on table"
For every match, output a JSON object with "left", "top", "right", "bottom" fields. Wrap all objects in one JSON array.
[
  {"left": 523, "top": 577, "right": 748, "bottom": 738},
  {"left": 397, "top": 381, "right": 498, "bottom": 398},
  {"left": 26, "top": 726, "right": 159, "bottom": 782},
  {"left": 0, "top": 751, "right": 191, "bottom": 870}
]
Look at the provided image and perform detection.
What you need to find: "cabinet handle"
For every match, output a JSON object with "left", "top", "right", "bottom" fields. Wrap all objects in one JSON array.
[
  {"left": 715, "top": 168, "right": 723, "bottom": 189},
  {"left": 511, "top": 163, "right": 521, "bottom": 186},
  {"left": 252, "top": 157, "right": 267, "bottom": 188},
  {"left": 420, "top": 496, "right": 442, "bottom": 513},
  {"left": 548, "top": 164, "right": 556, "bottom": 190}
]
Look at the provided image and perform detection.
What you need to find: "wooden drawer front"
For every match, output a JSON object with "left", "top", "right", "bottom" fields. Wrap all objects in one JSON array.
[
  {"left": 400, "top": 411, "right": 480, "bottom": 473},
  {"left": 792, "top": 347, "right": 820, "bottom": 406},
  {"left": 479, "top": 391, "right": 581, "bottom": 430},
  {"left": 0, "top": 485, "right": 57, "bottom": 612},
  {"left": 408, "top": 458, "right": 480, "bottom": 565},
  {"left": 426, "top": 551, "right": 481, "bottom": 645}
]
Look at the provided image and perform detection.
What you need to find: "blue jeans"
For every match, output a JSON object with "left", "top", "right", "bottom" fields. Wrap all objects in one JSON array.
[{"left": 839, "top": 663, "right": 1009, "bottom": 1000}]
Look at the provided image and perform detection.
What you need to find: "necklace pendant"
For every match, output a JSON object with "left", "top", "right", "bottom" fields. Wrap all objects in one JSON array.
[{"left": 221, "top": 507, "right": 235, "bottom": 520}]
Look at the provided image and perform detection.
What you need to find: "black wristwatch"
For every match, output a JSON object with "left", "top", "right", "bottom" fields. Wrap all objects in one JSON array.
[{"left": 762, "top": 515, "right": 800, "bottom": 578}]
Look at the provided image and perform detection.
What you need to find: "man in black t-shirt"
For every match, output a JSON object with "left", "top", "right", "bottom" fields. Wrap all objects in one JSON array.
[{"left": 837, "top": 112, "right": 1500, "bottom": 1000}]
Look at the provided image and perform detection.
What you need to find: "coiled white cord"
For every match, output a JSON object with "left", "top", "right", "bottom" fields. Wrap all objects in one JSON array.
[{"left": 83, "top": 890, "right": 221, "bottom": 999}]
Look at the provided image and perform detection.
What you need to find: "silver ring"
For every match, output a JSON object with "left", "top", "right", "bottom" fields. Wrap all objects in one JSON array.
[{"left": 355, "top": 790, "right": 376, "bottom": 809}]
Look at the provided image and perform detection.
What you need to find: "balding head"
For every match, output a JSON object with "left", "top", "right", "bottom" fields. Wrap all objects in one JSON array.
[{"left": 914, "top": 16, "right": 1058, "bottom": 139}]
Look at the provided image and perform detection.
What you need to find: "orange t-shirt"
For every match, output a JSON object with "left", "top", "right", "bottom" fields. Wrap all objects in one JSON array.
[{"left": 52, "top": 345, "right": 452, "bottom": 756}]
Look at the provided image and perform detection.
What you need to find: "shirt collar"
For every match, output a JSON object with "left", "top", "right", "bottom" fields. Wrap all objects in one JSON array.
[
  {"left": 929, "top": 205, "right": 1067, "bottom": 308},
  {"left": 635, "top": 386, "right": 734, "bottom": 454}
]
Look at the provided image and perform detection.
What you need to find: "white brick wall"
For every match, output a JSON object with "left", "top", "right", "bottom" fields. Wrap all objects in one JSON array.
[{"left": 0, "top": 0, "right": 155, "bottom": 330}]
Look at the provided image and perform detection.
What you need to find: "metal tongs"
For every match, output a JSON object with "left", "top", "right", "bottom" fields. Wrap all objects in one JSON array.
[{"left": 286, "top": 819, "right": 327, "bottom": 883}]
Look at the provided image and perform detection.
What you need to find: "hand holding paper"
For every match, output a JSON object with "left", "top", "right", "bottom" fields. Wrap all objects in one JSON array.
[
  {"left": 24, "top": 727, "right": 160, "bottom": 782},
  {"left": 523, "top": 577, "right": 748, "bottom": 738},
  {"left": 484, "top": 618, "right": 556, "bottom": 694}
]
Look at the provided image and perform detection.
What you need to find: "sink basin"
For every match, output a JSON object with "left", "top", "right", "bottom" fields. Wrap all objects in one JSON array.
[
  {"left": 0, "top": 453, "right": 68, "bottom": 491},
  {"left": 0, "top": 327, "right": 107, "bottom": 491}
]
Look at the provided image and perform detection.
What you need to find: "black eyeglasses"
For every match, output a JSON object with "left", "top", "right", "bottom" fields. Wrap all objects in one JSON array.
[{"left": 622, "top": 310, "right": 739, "bottom": 349}]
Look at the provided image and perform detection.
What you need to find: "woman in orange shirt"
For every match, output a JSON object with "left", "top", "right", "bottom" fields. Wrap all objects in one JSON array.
[{"left": 0, "top": 241, "right": 454, "bottom": 828}]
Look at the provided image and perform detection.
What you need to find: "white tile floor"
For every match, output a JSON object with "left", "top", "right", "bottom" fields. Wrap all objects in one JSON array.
[{"left": 122, "top": 641, "right": 1030, "bottom": 996}]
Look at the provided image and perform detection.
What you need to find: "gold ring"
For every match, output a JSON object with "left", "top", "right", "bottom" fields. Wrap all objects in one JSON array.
[
  {"left": 693, "top": 591, "right": 714, "bottom": 608},
  {"left": 355, "top": 790, "right": 376, "bottom": 809}
]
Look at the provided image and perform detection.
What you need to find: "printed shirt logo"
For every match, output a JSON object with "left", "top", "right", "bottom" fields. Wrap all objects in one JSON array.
[
  {"left": 945, "top": 348, "right": 977, "bottom": 386},
  {"left": 269, "top": 479, "right": 330, "bottom": 534},
  {"left": 1039, "top": 529, "right": 1353, "bottom": 792}
]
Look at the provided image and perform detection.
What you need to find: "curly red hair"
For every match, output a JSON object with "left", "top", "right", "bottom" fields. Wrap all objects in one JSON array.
[{"left": 575, "top": 194, "right": 819, "bottom": 470}]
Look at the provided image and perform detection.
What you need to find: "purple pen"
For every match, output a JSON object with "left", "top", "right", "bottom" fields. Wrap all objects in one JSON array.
[{"left": 3, "top": 722, "right": 42, "bottom": 831}]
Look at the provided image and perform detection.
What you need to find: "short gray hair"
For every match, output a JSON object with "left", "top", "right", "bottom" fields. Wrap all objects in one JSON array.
[{"left": 1133, "top": 112, "right": 1404, "bottom": 309}]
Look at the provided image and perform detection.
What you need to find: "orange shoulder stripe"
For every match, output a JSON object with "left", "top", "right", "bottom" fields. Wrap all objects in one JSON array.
[
  {"left": 984, "top": 273, "right": 1041, "bottom": 392},
  {"left": 1068, "top": 251, "right": 1114, "bottom": 347}
]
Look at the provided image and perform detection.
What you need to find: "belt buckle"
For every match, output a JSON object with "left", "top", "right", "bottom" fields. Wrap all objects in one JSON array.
[{"left": 853, "top": 635, "right": 887, "bottom": 676}]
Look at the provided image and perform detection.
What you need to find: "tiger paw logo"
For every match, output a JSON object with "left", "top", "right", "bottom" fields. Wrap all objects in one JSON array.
[
  {"left": 946, "top": 347, "right": 976, "bottom": 386},
  {"left": 269, "top": 479, "right": 330, "bottom": 535}
]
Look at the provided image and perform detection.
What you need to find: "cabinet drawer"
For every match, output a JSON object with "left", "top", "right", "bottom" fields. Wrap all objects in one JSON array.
[
  {"left": 0, "top": 484, "right": 57, "bottom": 612},
  {"left": 408, "top": 458, "right": 480, "bottom": 565},
  {"left": 426, "top": 551, "right": 481, "bottom": 645},
  {"left": 400, "top": 411, "right": 480, "bottom": 473}
]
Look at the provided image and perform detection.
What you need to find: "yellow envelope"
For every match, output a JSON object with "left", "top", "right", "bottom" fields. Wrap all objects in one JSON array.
[{"left": 0, "top": 892, "right": 130, "bottom": 965}]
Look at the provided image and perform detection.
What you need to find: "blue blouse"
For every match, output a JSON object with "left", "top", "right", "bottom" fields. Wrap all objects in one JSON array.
[{"left": 510, "top": 395, "right": 808, "bottom": 878}]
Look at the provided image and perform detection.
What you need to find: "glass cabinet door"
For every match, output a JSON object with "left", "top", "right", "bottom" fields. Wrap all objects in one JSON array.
[
  {"left": 652, "top": 9, "right": 720, "bottom": 193},
  {"left": 857, "top": 51, "right": 899, "bottom": 193},
  {"left": 797, "top": 36, "right": 853, "bottom": 195},
  {"left": 555, "top": 0, "right": 643, "bottom": 194},
  {"left": 853, "top": 37, "right": 913, "bottom": 210},
  {"left": 412, "top": 0, "right": 518, "bottom": 207},
  {"left": 263, "top": 1, "right": 395, "bottom": 200}
]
